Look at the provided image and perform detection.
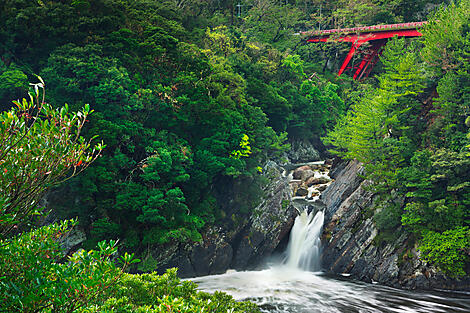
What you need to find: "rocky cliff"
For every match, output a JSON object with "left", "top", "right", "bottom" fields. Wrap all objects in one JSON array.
[
  {"left": 320, "top": 160, "right": 470, "bottom": 291},
  {"left": 154, "top": 160, "right": 296, "bottom": 277},
  {"left": 153, "top": 139, "right": 324, "bottom": 278}
]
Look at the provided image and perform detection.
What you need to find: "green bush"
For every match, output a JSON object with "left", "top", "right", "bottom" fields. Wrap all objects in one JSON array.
[
  {"left": 419, "top": 227, "right": 470, "bottom": 277},
  {"left": 0, "top": 220, "right": 136, "bottom": 312},
  {"left": 81, "top": 269, "right": 260, "bottom": 313}
]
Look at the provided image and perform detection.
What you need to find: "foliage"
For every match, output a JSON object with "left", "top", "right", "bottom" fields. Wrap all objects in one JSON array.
[
  {"left": 0, "top": 80, "right": 258, "bottom": 312},
  {"left": 0, "top": 79, "right": 103, "bottom": 238},
  {"left": 82, "top": 269, "right": 259, "bottom": 313},
  {"left": 0, "top": 0, "right": 456, "bottom": 277},
  {"left": 0, "top": 219, "right": 254, "bottom": 313},
  {"left": 419, "top": 227, "right": 470, "bottom": 277},
  {"left": 324, "top": 0, "right": 470, "bottom": 275},
  {"left": 230, "top": 134, "right": 252, "bottom": 159},
  {"left": 0, "top": 0, "right": 345, "bottom": 255},
  {"left": 0, "top": 220, "right": 138, "bottom": 313}
]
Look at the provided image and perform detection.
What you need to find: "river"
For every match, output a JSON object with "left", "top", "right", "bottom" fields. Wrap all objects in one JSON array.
[{"left": 191, "top": 210, "right": 470, "bottom": 313}]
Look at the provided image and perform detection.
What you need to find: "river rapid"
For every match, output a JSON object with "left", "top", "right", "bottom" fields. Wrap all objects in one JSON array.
[
  {"left": 191, "top": 210, "right": 470, "bottom": 312},
  {"left": 192, "top": 266, "right": 470, "bottom": 312}
]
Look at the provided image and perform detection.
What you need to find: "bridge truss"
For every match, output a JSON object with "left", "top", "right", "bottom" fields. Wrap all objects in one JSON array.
[{"left": 304, "top": 22, "right": 427, "bottom": 80}]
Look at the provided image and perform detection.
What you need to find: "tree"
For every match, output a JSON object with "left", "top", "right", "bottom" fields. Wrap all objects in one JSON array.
[
  {"left": 0, "top": 81, "right": 254, "bottom": 312},
  {"left": 0, "top": 78, "right": 103, "bottom": 238}
]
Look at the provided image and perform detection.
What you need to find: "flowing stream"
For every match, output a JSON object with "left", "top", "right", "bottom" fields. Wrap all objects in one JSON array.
[{"left": 191, "top": 209, "right": 470, "bottom": 312}]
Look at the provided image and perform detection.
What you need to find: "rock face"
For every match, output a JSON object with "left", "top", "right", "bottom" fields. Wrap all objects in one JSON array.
[
  {"left": 321, "top": 160, "right": 470, "bottom": 291},
  {"left": 155, "top": 160, "right": 297, "bottom": 277},
  {"left": 154, "top": 139, "right": 327, "bottom": 278},
  {"left": 60, "top": 227, "right": 87, "bottom": 256},
  {"left": 286, "top": 139, "right": 321, "bottom": 163}
]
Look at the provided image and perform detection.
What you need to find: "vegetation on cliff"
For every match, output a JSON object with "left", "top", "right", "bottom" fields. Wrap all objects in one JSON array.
[
  {"left": 0, "top": 85, "right": 259, "bottom": 312},
  {"left": 325, "top": 0, "right": 470, "bottom": 276},
  {"left": 0, "top": 0, "right": 349, "bottom": 257}
]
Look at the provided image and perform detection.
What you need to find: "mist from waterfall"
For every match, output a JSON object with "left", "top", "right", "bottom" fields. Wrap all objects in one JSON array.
[{"left": 190, "top": 167, "right": 470, "bottom": 313}]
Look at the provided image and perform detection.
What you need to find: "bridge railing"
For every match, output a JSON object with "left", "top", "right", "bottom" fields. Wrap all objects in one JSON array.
[{"left": 303, "top": 21, "right": 428, "bottom": 37}]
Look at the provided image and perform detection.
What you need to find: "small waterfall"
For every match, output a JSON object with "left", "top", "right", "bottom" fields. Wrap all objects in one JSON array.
[{"left": 284, "top": 209, "right": 324, "bottom": 271}]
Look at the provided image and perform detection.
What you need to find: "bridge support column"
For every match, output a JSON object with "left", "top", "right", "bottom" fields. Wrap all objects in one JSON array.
[
  {"left": 353, "top": 40, "right": 387, "bottom": 80},
  {"left": 338, "top": 41, "right": 364, "bottom": 77}
]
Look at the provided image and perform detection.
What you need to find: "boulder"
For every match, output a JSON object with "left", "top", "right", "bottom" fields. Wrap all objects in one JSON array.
[
  {"left": 287, "top": 139, "right": 321, "bottom": 163},
  {"left": 306, "top": 176, "right": 331, "bottom": 186},
  {"left": 293, "top": 165, "right": 312, "bottom": 179},
  {"left": 60, "top": 228, "right": 86, "bottom": 255},
  {"left": 321, "top": 160, "right": 470, "bottom": 291},
  {"left": 295, "top": 187, "right": 309, "bottom": 197}
]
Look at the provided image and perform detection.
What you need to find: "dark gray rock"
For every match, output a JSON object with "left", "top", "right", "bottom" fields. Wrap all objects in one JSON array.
[
  {"left": 321, "top": 160, "right": 470, "bottom": 291},
  {"left": 60, "top": 227, "right": 86, "bottom": 255},
  {"left": 155, "top": 159, "right": 295, "bottom": 278},
  {"left": 286, "top": 139, "right": 321, "bottom": 163},
  {"left": 232, "top": 161, "right": 296, "bottom": 269},
  {"left": 295, "top": 187, "right": 309, "bottom": 197}
]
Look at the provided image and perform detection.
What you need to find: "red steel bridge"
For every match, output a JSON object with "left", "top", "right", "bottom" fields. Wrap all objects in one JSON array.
[{"left": 303, "top": 22, "right": 427, "bottom": 80}]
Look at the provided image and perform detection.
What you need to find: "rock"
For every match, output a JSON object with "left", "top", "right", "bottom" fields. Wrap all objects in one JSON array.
[
  {"left": 309, "top": 164, "right": 323, "bottom": 170},
  {"left": 309, "top": 191, "right": 319, "bottom": 198},
  {"left": 321, "top": 160, "right": 470, "bottom": 291},
  {"left": 300, "top": 170, "right": 315, "bottom": 181},
  {"left": 293, "top": 165, "right": 312, "bottom": 179},
  {"left": 317, "top": 185, "right": 328, "bottom": 192},
  {"left": 287, "top": 139, "right": 321, "bottom": 163},
  {"left": 155, "top": 158, "right": 296, "bottom": 277},
  {"left": 305, "top": 176, "right": 331, "bottom": 187},
  {"left": 296, "top": 187, "right": 309, "bottom": 197},
  {"left": 60, "top": 228, "right": 86, "bottom": 255},
  {"left": 232, "top": 160, "right": 296, "bottom": 269}
]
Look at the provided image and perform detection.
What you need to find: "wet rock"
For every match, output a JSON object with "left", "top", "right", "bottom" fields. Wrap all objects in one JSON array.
[
  {"left": 321, "top": 160, "right": 470, "bottom": 291},
  {"left": 232, "top": 160, "right": 296, "bottom": 269},
  {"left": 156, "top": 159, "right": 296, "bottom": 277},
  {"left": 296, "top": 187, "right": 309, "bottom": 197},
  {"left": 305, "top": 176, "right": 331, "bottom": 187},
  {"left": 317, "top": 185, "right": 328, "bottom": 192},
  {"left": 300, "top": 170, "right": 315, "bottom": 181},
  {"left": 309, "top": 164, "right": 323, "bottom": 170}
]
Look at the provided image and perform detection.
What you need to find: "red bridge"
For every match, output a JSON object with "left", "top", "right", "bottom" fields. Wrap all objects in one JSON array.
[{"left": 304, "top": 22, "right": 427, "bottom": 80}]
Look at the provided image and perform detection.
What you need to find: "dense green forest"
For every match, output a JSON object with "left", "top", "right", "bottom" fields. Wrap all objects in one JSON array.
[
  {"left": 1, "top": 0, "right": 469, "bottom": 311},
  {"left": 1, "top": 0, "right": 350, "bottom": 254}
]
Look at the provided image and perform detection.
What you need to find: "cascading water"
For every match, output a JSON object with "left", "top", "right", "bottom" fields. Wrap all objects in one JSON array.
[
  {"left": 190, "top": 162, "right": 470, "bottom": 312},
  {"left": 284, "top": 209, "right": 324, "bottom": 271}
]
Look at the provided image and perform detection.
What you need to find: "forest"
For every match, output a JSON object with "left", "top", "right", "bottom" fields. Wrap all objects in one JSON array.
[{"left": 0, "top": 0, "right": 468, "bottom": 311}]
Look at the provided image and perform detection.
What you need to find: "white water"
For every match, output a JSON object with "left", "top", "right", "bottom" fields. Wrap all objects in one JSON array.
[
  {"left": 285, "top": 210, "right": 324, "bottom": 271},
  {"left": 190, "top": 165, "right": 470, "bottom": 312},
  {"left": 191, "top": 208, "right": 470, "bottom": 312}
]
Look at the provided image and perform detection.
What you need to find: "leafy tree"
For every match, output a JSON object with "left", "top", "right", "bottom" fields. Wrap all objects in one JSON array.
[
  {"left": 0, "top": 82, "right": 258, "bottom": 312},
  {"left": 0, "top": 221, "right": 138, "bottom": 313},
  {"left": 0, "top": 79, "right": 103, "bottom": 238}
]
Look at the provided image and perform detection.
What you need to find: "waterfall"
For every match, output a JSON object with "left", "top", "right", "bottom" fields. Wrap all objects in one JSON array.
[{"left": 284, "top": 209, "right": 324, "bottom": 271}]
